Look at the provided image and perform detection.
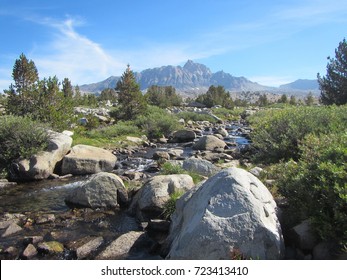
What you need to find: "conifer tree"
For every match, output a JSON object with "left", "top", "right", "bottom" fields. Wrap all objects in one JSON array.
[
  {"left": 6, "top": 53, "right": 39, "bottom": 115},
  {"left": 318, "top": 38, "right": 347, "bottom": 105},
  {"left": 115, "top": 65, "right": 146, "bottom": 120}
]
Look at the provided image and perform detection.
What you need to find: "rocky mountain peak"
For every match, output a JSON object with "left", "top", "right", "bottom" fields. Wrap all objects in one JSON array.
[
  {"left": 80, "top": 60, "right": 273, "bottom": 95},
  {"left": 183, "top": 60, "right": 212, "bottom": 76}
]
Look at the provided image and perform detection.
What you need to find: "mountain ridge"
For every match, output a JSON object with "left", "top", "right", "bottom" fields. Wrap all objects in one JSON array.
[{"left": 80, "top": 60, "right": 318, "bottom": 96}]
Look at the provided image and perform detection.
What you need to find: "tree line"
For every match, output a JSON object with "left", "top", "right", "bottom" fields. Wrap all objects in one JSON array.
[{"left": 1, "top": 38, "right": 346, "bottom": 130}]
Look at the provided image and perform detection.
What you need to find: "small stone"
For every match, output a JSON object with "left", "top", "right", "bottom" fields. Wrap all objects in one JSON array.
[
  {"left": 249, "top": 166, "right": 264, "bottom": 178},
  {"left": 0, "top": 220, "right": 13, "bottom": 230},
  {"left": 147, "top": 219, "right": 171, "bottom": 232},
  {"left": 37, "top": 241, "right": 64, "bottom": 254},
  {"left": 36, "top": 214, "right": 56, "bottom": 224},
  {"left": 4, "top": 246, "right": 19, "bottom": 257},
  {"left": 76, "top": 237, "right": 104, "bottom": 259},
  {"left": 22, "top": 244, "right": 38, "bottom": 259},
  {"left": 1, "top": 223, "right": 23, "bottom": 238},
  {"left": 23, "top": 236, "right": 44, "bottom": 245},
  {"left": 153, "top": 151, "right": 170, "bottom": 160}
]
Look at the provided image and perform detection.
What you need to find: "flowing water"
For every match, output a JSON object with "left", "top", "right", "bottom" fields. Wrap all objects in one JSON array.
[
  {"left": 0, "top": 177, "right": 86, "bottom": 214},
  {"left": 0, "top": 121, "right": 251, "bottom": 259},
  {"left": 0, "top": 122, "right": 250, "bottom": 215}
]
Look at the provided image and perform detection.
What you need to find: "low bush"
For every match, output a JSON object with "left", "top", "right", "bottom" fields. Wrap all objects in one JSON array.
[
  {"left": 211, "top": 107, "right": 244, "bottom": 121},
  {"left": 134, "top": 106, "right": 182, "bottom": 139},
  {"left": 273, "top": 132, "right": 347, "bottom": 245},
  {"left": 248, "top": 105, "right": 347, "bottom": 163},
  {"left": 162, "top": 190, "right": 185, "bottom": 220},
  {"left": 0, "top": 115, "right": 49, "bottom": 177},
  {"left": 72, "top": 121, "right": 141, "bottom": 148}
]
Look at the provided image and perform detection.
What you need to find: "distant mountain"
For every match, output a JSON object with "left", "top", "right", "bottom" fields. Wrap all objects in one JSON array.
[
  {"left": 279, "top": 79, "right": 319, "bottom": 91},
  {"left": 80, "top": 60, "right": 272, "bottom": 94}
]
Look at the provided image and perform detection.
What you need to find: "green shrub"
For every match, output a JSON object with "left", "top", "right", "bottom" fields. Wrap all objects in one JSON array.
[
  {"left": 0, "top": 115, "right": 49, "bottom": 177},
  {"left": 134, "top": 106, "right": 182, "bottom": 139},
  {"left": 88, "top": 121, "right": 140, "bottom": 138},
  {"left": 72, "top": 121, "right": 141, "bottom": 148},
  {"left": 160, "top": 162, "right": 186, "bottom": 175},
  {"left": 162, "top": 190, "right": 185, "bottom": 219},
  {"left": 248, "top": 106, "right": 347, "bottom": 163},
  {"left": 274, "top": 132, "right": 347, "bottom": 245},
  {"left": 211, "top": 107, "right": 243, "bottom": 121}
]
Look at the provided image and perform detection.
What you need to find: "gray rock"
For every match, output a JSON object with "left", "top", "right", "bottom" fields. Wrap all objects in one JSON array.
[
  {"left": 65, "top": 172, "right": 126, "bottom": 209},
  {"left": 182, "top": 157, "right": 220, "bottom": 176},
  {"left": 36, "top": 214, "right": 56, "bottom": 224},
  {"left": 96, "top": 231, "right": 145, "bottom": 260},
  {"left": 4, "top": 246, "right": 19, "bottom": 257},
  {"left": 13, "top": 131, "right": 72, "bottom": 180},
  {"left": 216, "top": 127, "right": 228, "bottom": 137},
  {"left": 291, "top": 219, "right": 318, "bottom": 251},
  {"left": 76, "top": 236, "right": 104, "bottom": 259},
  {"left": 147, "top": 219, "right": 171, "bottom": 232},
  {"left": 131, "top": 174, "right": 195, "bottom": 220},
  {"left": 193, "top": 135, "right": 227, "bottom": 151},
  {"left": 167, "top": 149, "right": 184, "bottom": 159},
  {"left": 0, "top": 180, "right": 17, "bottom": 189},
  {"left": 153, "top": 151, "right": 170, "bottom": 161},
  {"left": 126, "top": 136, "right": 144, "bottom": 145},
  {"left": 249, "top": 166, "right": 264, "bottom": 178},
  {"left": 22, "top": 244, "right": 38, "bottom": 259},
  {"left": 171, "top": 130, "right": 196, "bottom": 143},
  {"left": 313, "top": 242, "right": 335, "bottom": 260},
  {"left": 62, "top": 144, "right": 117, "bottom": 175},
  {"left": 165, "top": 167, "right": 284, "bottom": 260},
  {"left": 1, "top": 223, "right": 23, "bottom": 238}
]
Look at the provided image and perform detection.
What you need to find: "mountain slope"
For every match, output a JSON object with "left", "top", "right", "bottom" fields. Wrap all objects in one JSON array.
[{"left": 279, "top": 79, "right": 319, "bottom": 91}]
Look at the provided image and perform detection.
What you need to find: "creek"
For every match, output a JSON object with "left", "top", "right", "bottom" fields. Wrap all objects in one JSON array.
[{"left": 0, "top": 121, "right": 251, "bottom": 259}]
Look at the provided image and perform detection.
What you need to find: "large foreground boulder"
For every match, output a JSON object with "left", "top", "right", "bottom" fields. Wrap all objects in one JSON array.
[
  {"left": 193, "top": 135, "right": 226, "bottom": 151},
  {"left": 61, "top": 145, "right": 117, "bottom": 175},
  {"left": 65, "top": 172, "right": 126, "bottom": 208},
  {"left": 12, "top": 132, "right": 72, "bottom": 180},
  {"left": 131, "top": 174, "right": 195, "bottom": 221},
  {"left": 165, "top": 167, "right": 284, "bottom": 260}
]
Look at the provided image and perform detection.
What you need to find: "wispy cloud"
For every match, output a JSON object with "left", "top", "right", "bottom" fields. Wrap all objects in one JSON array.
[
  {"left": 30, "top": 17, "right": 125, "bottom": 85},
  {"left": 30, "top": 16, "right": 227, "bottom": 83},
  {"left": 276, "top": 0, "right": 347, "bottom": 23}
]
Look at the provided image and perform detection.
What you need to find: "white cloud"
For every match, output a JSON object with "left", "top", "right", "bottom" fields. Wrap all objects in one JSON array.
[
  {"left": 276, "top": 0, "right": 347, "bottom": 23},
  {"left": 31, "top": 17, "right": 126, "bottom": 85}
]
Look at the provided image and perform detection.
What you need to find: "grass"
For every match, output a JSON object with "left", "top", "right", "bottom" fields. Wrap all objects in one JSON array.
[
  {"left": 162, "top": 190, "right": 185, "bottom": 220},
  {"left": 211, "top": 107, "right": 244, "bottom": 121},
  {"left": 72, "top": 121, "right": 142, "bottom": 149},
  {"left": 160, "top": 162, "right": 205, "bottom": 184}
]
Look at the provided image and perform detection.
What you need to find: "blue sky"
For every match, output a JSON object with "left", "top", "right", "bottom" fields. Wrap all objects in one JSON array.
[{"left": 0, "top": 0, "right": 346, "bottom": 91}]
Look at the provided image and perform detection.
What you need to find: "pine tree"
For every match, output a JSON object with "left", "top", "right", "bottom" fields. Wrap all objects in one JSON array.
[
  {"left": 318, "top": 38, "right": 347, "bottom": 105},
  {"left": 6, "top": 53, "right": 39, "bottom": 115},
  {"left": 62, "top": 78, "right": 74, "bottom": 98},
  {"left": 289, "top": 95, "right": 297, "bottom": 105},
  {"left": 12, "top": 53, "right": 38, "bottom": 93},
  {"left": 115, "top": 65, "right": 146, "bottom": 120}
]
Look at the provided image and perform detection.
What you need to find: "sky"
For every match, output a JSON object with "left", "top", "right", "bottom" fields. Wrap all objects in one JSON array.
[{"left": 0, "top": 0, "right": 346, "bottom": 91}]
